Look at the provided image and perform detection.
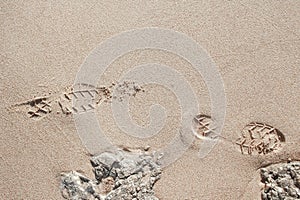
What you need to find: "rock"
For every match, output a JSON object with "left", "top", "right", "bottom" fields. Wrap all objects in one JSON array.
[
  {"left": 60, "top": 148, "right": 162, "bottom": 200},
  {"left": 260, "top": 161, "right": 300, "bottom": 200},
  {"left": 60, "top": 171, "right": 98, "bottom": 200}
]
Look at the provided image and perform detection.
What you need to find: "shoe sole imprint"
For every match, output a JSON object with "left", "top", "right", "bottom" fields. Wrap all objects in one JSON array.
[
  {"left": 9, "top": 81, "right": 144, "bottom": 120},
  {"left": 236, "top": 122, "right": 285, "bottom": 155}
]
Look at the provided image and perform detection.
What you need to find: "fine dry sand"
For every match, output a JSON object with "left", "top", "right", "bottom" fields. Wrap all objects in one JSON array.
[{"left": 1, "top": 1, "right": 299, "bottom": 199}]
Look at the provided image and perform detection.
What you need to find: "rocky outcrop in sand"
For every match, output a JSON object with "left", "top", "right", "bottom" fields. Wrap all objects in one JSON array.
[
  {"left": 260, "top": 161, "right": 300, "bottom": 200},
  {"left": 60, "top": 149, "right": 161, "bottom": 200}
]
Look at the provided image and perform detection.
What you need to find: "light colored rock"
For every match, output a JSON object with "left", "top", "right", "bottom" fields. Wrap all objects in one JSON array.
[{"left": 60, "top": 148, "right": 162, "bottom": 200}]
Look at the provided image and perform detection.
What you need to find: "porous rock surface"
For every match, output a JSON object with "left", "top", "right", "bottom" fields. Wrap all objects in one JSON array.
[
  {"left": 60, "top": 149, "right": 162, "bottom": 200},
  {"left": 260, "top": 161, "right": 300, "bottom": 200}
]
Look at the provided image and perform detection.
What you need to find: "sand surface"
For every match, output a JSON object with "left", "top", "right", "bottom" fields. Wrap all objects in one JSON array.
[{"left": 1, "top": 1, "right": 300, "bottom": 199}]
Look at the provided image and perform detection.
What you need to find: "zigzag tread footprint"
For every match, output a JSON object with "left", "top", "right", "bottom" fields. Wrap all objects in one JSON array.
[
  {"left": 236, "top": 122, "right": 285, "bottom": 155},
  {"left": 9, "top": 96, "right": 53, "bottom": 120},
  {"left": 57, "top": 83, "right": 111, "bottom": 115},
  {"left": 8, "top": 81, "right": 144, "bottom": 119}
]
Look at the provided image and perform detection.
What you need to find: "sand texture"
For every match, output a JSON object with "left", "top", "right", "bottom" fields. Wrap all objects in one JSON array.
[{"left": 1, "top": 1, "right": 300, "bottom": 199}]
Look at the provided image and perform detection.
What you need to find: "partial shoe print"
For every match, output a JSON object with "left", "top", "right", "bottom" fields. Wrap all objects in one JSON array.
[{"left": 192, "top": 114, "right": 217, "bottom": 140}]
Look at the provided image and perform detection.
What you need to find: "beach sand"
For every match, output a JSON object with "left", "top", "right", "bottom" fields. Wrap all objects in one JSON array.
[{"left": 1, "top": 1, "right": 299, "bottom": 199}]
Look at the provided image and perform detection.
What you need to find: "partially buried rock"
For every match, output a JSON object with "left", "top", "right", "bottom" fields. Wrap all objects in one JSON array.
[
  {"left": 92, "top": 149, "right": 162, "bottom": 200},
  {"left": 60, "top": 171, "right": 99, "bottom": 200},
  {"left": 60, "top": 148, "right": 162, "bottom": 200},
  {"left": 260, "top": 161, "right": 300, "bottom": 200}
]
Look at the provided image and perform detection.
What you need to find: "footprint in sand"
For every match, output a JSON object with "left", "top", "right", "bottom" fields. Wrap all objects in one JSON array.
[
  {"left": 192, "top": 115, "right": 286, "bottom": 156},
  {"left": 8, "top": 81, "right": 144, "bottom": 120},
  {"left": 192, "top": 114, "right": 217, "bottom": 140},
  {"left": 236, "top": 122, "right": 285, "bottom": 155}
]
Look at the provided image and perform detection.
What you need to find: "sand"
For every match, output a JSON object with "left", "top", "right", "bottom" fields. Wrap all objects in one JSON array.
[{"left": 1, "top": 1, "right": 299, "bottom": 199}]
